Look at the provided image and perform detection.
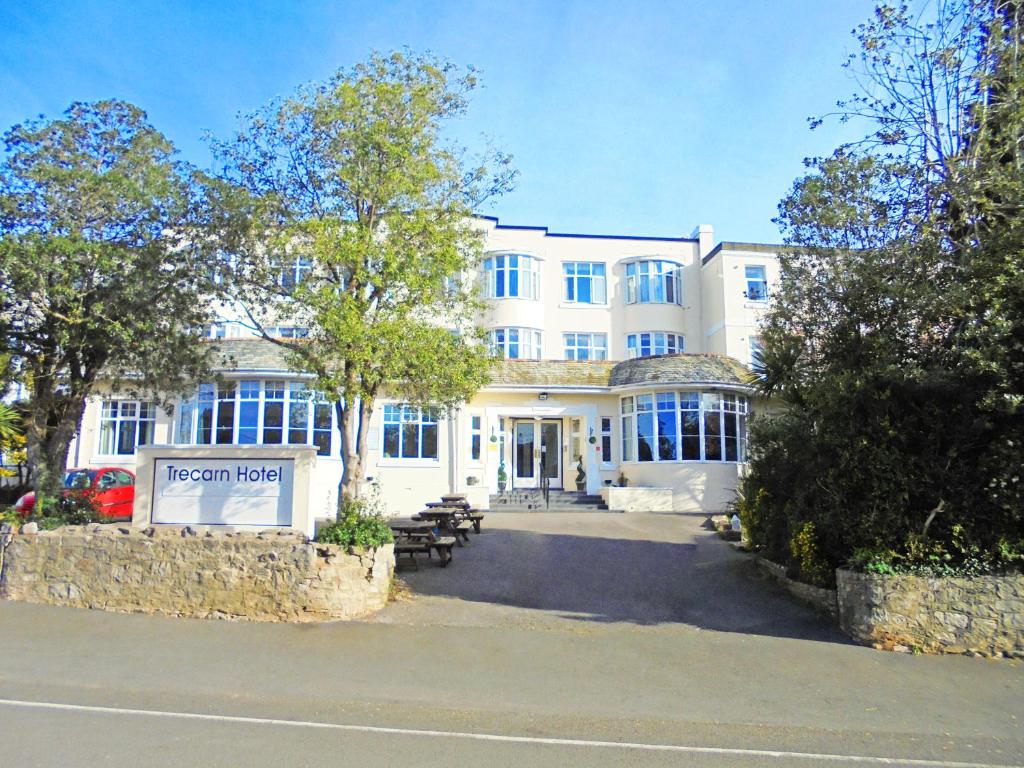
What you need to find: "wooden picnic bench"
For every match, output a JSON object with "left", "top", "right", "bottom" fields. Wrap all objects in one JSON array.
[
  {"left": 422, "top": 500, "right": 485, "bottom": 534},
  {"left": 414, "top": 509, "right": 472, "bottom": 545},
  {"left": 389, "top": 519, "right": 455, "bottom": 568}
]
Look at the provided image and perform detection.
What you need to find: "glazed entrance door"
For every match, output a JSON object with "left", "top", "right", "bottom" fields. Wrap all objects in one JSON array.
[{"left": 512, "top": 420, "right": 562, "bottom": 489}]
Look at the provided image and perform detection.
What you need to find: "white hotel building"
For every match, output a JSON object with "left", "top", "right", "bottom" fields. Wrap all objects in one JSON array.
[{"left": 67, "top": 216, "right": 780, "bottom": 518}]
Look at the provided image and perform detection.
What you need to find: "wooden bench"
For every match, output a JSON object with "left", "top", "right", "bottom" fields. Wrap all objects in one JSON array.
[{"left": 393, "top": 530, "right": 456, "bottom": 568}]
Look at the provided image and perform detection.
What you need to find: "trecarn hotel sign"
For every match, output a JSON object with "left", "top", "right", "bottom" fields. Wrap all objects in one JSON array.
[{"left": 152, "top": 458, "right": 295, "bottom": 527}]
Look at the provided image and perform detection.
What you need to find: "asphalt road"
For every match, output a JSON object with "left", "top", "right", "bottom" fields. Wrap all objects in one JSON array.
[{"left": 0, "top": 512, "right": 1022, "bottom": 768}]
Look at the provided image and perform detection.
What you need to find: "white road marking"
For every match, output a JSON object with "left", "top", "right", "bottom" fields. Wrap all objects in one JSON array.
[{"left": 0, "top": 697, "right": 1019, "bottom": 767}]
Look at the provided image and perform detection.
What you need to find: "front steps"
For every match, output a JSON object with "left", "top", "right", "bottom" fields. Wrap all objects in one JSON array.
[{"left": 488, "top": 489, "right": 611, "bottom": 513}]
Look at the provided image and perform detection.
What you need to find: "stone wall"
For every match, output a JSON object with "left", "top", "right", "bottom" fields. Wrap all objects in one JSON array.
[
  {"left": 0, "top": 524, "right": 394, "bottom": 622},
  {"left": 756, "top": 557, "right": 838, "bottom": 617},
  {"left": 836, "top": 569, "right": 1024, "bottom": 657}
]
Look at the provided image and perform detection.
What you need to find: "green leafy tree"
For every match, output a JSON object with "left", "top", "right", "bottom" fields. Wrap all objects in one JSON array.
[
  {"left": 0, "top": 101, "right": 227, "bottom": 510},
  {"left": 745, "top": 1, "right": 1024, "bottom": 573},
  {"left": 212, "top": 52, "right": 515, "bottom": 509}
]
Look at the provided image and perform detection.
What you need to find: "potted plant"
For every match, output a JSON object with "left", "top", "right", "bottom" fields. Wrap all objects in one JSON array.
[
  {"left": 497, "top": 462, "right": 508, "bottom": 492},
  {"left": 575, "top": 458, "right": 586, "bottom": 492},
  {"left": 617, "top": 472, "right": 628, "bottom": 488},
  {"left": 466, "top": 475, "right": 478, "bottom": 486}
]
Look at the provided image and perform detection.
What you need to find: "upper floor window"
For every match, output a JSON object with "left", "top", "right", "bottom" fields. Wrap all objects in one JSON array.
[
  {"left": 382, "top": 404, "right": 439, "bottom": 461},
  {"left": 203, "top": 322, "right": 242, "bottom": 339},
  {"left": 626, "top": 332, "right": 684, "bottom": 359},
  {"left": 482, "top": 253, "right": 540, "bottom": 300},
  {"left": 175, "top": 380, "right": 334, "bottom": 456},
  {"left": 745, "top": 265, "right": 768, "bottom": 301},
  {"left": 749, "top": 335, "right": 764, "bottom": 369},
  {"left": 621, "top": 391, "right": 747, "bottom": 464},
  {"left": 278, "top": 254, "right": 313, "bottom": 289},
  {"left": 489, "top": 327, "right": 543, "bottom": 359},
  {"left": 98, "top": 400, "right": 156, "bottom": 456},
  {"left": 564, "top": 332, "right": 608, "bottom": 361},
  {"left": 563, "top": 262, "right": 607, "bottom": 304},
  {"left": 266, "top": 325, "right": 309, "bottom": 339},
  {"left": 625, "top": 260, "right": 682, "bottom": 305}
]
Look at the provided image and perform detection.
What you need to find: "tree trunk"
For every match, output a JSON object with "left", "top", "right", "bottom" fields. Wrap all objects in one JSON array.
[
  {"left": 25, "top": 391, "right": 86, "bottom": 517},
  {"left": 334, "top": 395, "right": 375, "bottom": 518}
]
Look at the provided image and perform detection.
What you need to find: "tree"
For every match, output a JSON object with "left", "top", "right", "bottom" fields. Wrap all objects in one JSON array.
[
  {"left": 0, "top": 101, "right": 225, "bottom": 511},
  {"left": 211, "top": 51, "right": 515, "bottom": 509},
  {"left": 743, "top": 1, "right": 1024, "bottom": 578}
]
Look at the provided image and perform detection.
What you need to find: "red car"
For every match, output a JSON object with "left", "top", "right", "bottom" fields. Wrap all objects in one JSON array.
[{"left": 14, "top": 467, "right": 136, "bottom": 520}]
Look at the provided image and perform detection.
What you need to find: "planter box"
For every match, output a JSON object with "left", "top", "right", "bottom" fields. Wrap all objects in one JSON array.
[{"left": 599, "top": 486, "right": 673, "bottom": 512}]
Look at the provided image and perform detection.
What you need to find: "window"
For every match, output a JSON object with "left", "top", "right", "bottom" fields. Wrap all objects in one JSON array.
[
  {"left": 600, "top": 417, "right": 613, "bottom": 465},
  {"left": 175, "top": 380, "right": 335, "bottom": 456},
  {"left": 482, "top": 253, "right": 540, "bottom": 300},
  {"left": 621, "top": 391, "right": 747, "bottom": 463},
  {"left": 749, "top": 335, "right": 764, "bottom": 369},
  {"left": 563, "top": 332, "right": 608, "bottom": 361},
  {"left": 563, "top": 262, "right": 607, "bottom": 304},
  {"left": 382, "top": 405, "right": 439, "bottom": 460},
  {"left": 98, "top": 401, "right": 156, "bottom": 455},
  {"left": 489, "top": 328, "right": 543, "bottom": 359},
  {"left": 625, "top": 260, "right": 683, "bottom": 305},
  {"left": 278, "top": 254, "right": 313, "bottom": 289},
  {"left": 469, "top": 415, "right": 482, "bottom": 462},
  {"left": 203, "top": 322, "right": 241, "bottom": 339},
  {"left": 267, "top": 326, "right": 309, "bottom": 339},
  {"left": 626, "top": 332, "right": 684, "bottom": 359},
  {"left": 745, "top": 265, "right": 768, "bottom": 301}
]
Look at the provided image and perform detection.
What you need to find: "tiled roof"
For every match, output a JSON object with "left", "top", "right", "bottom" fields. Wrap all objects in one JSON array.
[
  {"left": 488, "top": 359, "right": 616, "bottom": 388},
  {"left": 608, "top": 354, "right": 751, "bottom": 387},
  {"left": 488, "top": 355, "right": 751, "bottom": 389},
  {"left": 207, "top": 339, "right": 295, "bottom": 372},
  {"left": 207, "top": 339, "right": 752, "bottom": 390}
]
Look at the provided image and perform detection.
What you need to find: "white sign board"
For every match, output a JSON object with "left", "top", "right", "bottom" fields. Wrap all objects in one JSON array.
[{"left": 152, "top": 458, "right": 295, "bottom": 527}]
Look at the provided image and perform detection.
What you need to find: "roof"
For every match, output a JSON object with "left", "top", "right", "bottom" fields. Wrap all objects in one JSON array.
[
  {"left": 208, "top": 338, "right": 293, "bottom": 372},
  {"left": 702, "top": 241, "right": 785, "bottom": 265},
  {"left": 208, "top": 339, "right": 752, "bottom": 391},
  {"left": 476, "top": 215, "right": 697, "bottom": 243}
]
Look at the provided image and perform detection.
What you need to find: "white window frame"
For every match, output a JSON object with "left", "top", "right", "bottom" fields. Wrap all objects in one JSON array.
[
  {"left": 468, "top": 414, "right": 482, "bottom": 464},
  {"left": 625, "top": 260, "right": 683, "bottom": 305},
  {"left": 620, "top": 391, "right": 748, "bottom": 465},
  {"left": 481, "top": 253, "right": 540, "bottom": 300},
  {"left": 380, "top": 404, "right": 441, "bottom": 464},
  {"left": 745, "top": 264, "right": 769, "bottom": 302},
  {"left": 600, "top": 416, "right": 614, "bottom": 467},
  {"left": 562, "top": 262, "right": 607, "bottom": 305},
  {"left": 174, "top": 380, "right": 337, "bottom": 457},
  {"left": 625, "top": 332, "right": 685, "bottom": 359},
  {"left": 489, "top": 327, "right": 543, "bottom": 359},
  {"left": 563, "top": 332, "right": 608, "bottom": 361},
  {"left": 97, "top": 400, "right": 157, "bottom": 457},
  {"left": 278, "top": 254, "right": 313, "bottom": 289}
]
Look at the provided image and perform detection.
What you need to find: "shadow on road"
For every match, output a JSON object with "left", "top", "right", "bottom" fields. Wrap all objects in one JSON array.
[{"left": 393, "top": 521, "right": 851, "bottom": 643}]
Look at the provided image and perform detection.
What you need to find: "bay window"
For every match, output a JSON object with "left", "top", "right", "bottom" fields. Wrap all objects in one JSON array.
[
  {"left": 620, "top": 391, "right": 747, "bottom": 463},
  {"left": 482, "top": 253, "right": 540, "bottom": 300},
  {"left": 175, "top": 380, "right": 335, "bottom": 456},
  {"left": 98, "top": 400, "right": 156, "bottom": 456},
  {"left": 626, "top": 332, "right": 684, "bottom": 359},
  {"left": 563, "top": 262, "right": 607, "bottom": 304},
  {"left": 564, "top": 332, "right": 608, "bottom": 361},
  {"left": 625, "top": 260, "right": 683, "bottom": 305},
  {"left": 489, "top": 327, "right": 543, "bottom": 359}
]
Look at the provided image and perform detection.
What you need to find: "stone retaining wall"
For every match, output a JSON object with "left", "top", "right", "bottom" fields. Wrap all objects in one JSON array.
[
  {"left": 0, "top": 524, "right": 394, "bottom": 622},
  {"left": 756, "top": 557, "right": 838, "bottom": 617},
  {"left": 836, "top": 569, "right": 1024, "bottom": 657}
]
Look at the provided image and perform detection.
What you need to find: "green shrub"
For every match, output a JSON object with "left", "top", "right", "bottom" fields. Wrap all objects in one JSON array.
[
  {"left": 789, "top": 521, "right": 833, "bottom": 587},
  {"left": 316, "top": 514, "right": 393, "bottom": 549}
]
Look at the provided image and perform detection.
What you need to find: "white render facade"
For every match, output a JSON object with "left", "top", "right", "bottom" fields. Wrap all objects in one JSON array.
[{"left": 66, "top": 217, "right": 780, "bottom": 517}]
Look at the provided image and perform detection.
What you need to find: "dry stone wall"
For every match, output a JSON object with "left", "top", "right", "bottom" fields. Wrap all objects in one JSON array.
[
  {"left": 836, "top": 569, "right": 1024, "bottom": 657},
  {"left": 0, "top": 524, "right": 394, "bottom": 622}
]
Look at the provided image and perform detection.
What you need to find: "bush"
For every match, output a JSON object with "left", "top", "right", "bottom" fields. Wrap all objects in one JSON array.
[
  {"left": 315, "top": 491, "right": 393, "bottom": 549},
  {"left": 789, "top": 521, "right": 833, "bottom": 587}
]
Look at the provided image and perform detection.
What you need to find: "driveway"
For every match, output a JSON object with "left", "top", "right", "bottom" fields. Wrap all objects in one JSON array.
[
  {"left": 0, "top": 511, "right": 1022, "bottom": 767},
  {"left": 375, "top": 511, "right": 845, "bottom": 641}
]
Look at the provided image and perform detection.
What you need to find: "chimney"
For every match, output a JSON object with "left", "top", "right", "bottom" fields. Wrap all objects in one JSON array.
[{"left": 690, "top": 224, "right": 714, "bottom": 261}]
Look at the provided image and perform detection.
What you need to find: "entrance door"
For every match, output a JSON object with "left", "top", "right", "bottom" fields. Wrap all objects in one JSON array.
[{"left": 512, "top": 420, "right": 562, "bottom": 489}]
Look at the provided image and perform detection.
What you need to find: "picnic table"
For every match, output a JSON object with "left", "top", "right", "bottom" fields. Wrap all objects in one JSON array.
[
  {"left": 388, "top": 517, "right": 455, "bottom": 568},
  {"left": 424, "top": 499, "right": 470, "bottom": 509},
  {"left": 414, "top": 509, "right": 472, "bottom": 545}
]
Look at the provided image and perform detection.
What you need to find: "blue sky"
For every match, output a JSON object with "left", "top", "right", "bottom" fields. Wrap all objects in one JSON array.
[{"left": 0, "top": 0, "right": 878, "bottom": 244}]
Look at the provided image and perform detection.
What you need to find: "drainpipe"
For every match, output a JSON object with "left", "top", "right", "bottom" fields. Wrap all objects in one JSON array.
[{"left": 447, "top": 411, "right": 457, "bottom": 494}]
